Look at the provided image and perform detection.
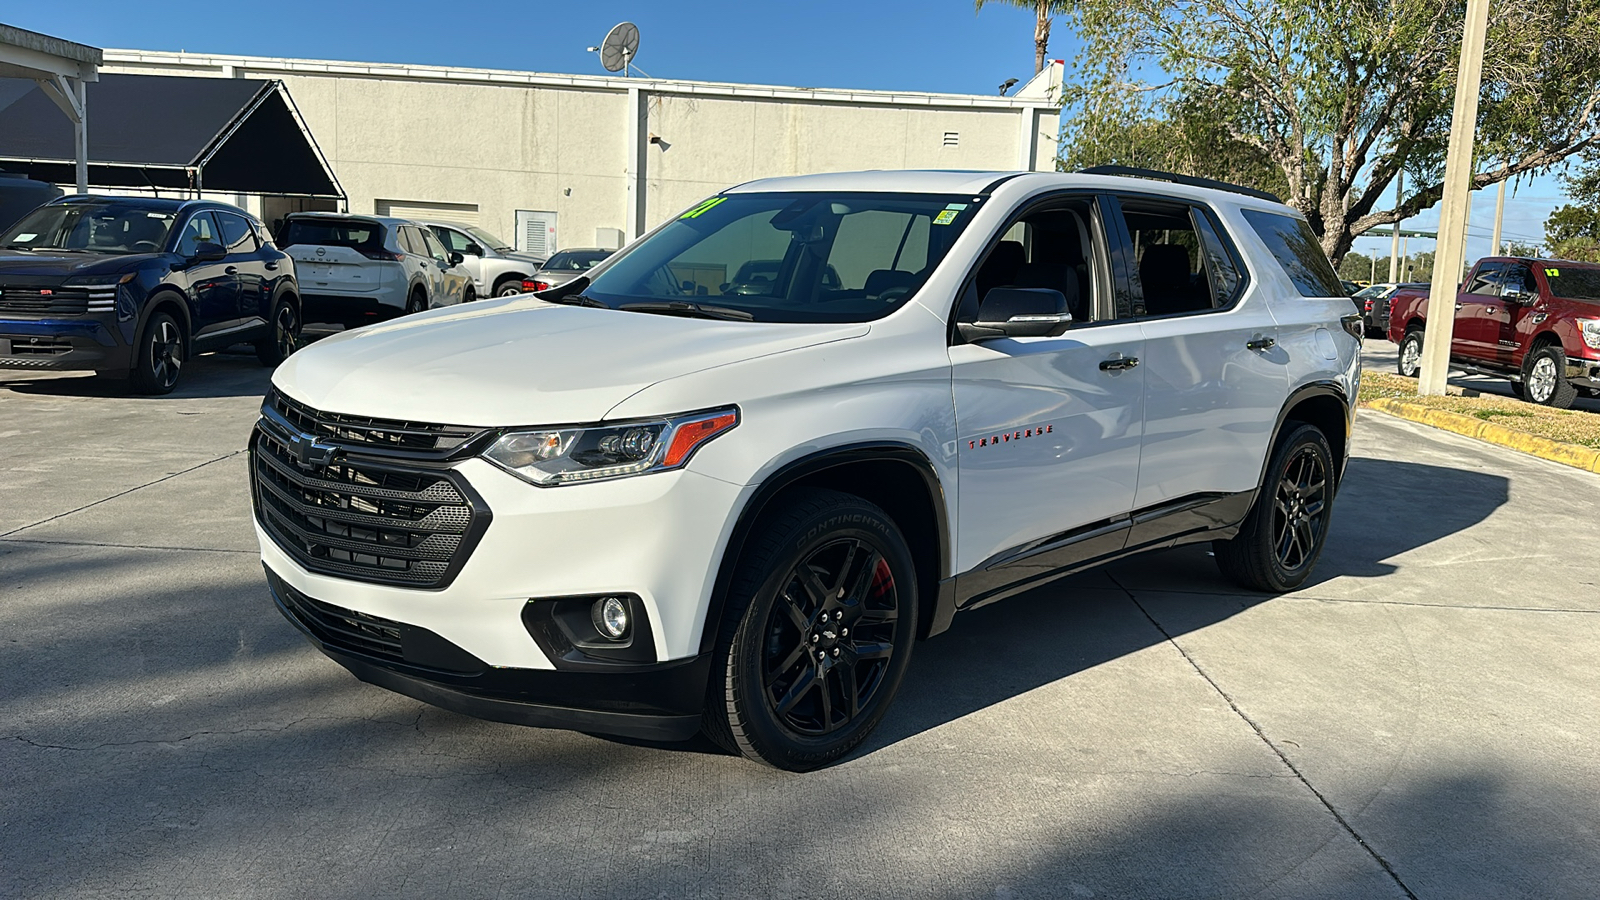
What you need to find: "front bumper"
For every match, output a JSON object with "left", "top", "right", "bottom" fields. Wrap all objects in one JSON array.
[
  {"left": 0, "top": 315, "right": 128, "bottom": 371},
  {"left": 1567, "top": 355, "right": 1600, "bottom": 390},
  {"left": 267, "top": 569, "right": 709, "bottom": 740}
]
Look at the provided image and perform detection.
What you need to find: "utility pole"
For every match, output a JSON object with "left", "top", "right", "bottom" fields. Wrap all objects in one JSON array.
[
  {"left": 1491, "top": 178, "right": 1507, "bottom": 256},
  {"left": 1418, "top": 0, "right": 1491, "bottom": 397},
  {"left": 1389, "top": 170, "right": 1404, "bottom": 283}
]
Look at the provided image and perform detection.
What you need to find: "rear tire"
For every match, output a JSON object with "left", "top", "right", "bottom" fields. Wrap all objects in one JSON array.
[
  {"left": 1522, "top": 345, "right": 1577, "bottom": 408},
  {"left": 703, "top": 488, "right": 919, "bottom": 771},
  {"left": 254, "top": 296, "right": 300, "bottom": 366},
  {"left": 1214, "top": 424, "right": 1335, "bottom": 593},
  {"left": 129, "top": 311, "right": 185, "bottom": 395},
  {"left": 405, "top": 289, "right": 427, "bottom": 316},
  {"left": 1397, "top": 329, "right": 1423, "bottom": 378}
]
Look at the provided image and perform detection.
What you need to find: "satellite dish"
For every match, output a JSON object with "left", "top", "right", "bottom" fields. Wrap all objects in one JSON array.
[{"left": 598, "top": 22, "right": 640, "bottom": 75}]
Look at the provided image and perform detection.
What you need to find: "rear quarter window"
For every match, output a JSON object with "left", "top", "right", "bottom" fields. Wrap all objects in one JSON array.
[{"left": 1240, "top": 209, "right": 1344, "bottom": 298}]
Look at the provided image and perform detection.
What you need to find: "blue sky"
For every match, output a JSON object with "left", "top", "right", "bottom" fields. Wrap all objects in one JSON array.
[{"left": 7, "top": 1, "right": 1571, "bottom": 253}]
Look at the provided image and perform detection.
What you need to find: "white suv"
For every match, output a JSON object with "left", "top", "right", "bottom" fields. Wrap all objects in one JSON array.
[
  {"left": 279, "top": 213, "right": 473, "bottom": 325},
  {"left": 251, "top": 169, "right": 1361, "bottom": 770}
]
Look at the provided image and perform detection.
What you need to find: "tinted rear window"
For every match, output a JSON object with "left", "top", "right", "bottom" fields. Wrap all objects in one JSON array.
[
  {"left": 1240, "top": 209, "right": 1345, "bottom": 297},
  {"left": 1542, "top": 264, "right": 1600, "bottom": 301},
  {"left": 542, "top": 250, "right": 611, "bottom": 271},
  {"left": 280, "top": 218, "right": 383, "bottom": 251}
]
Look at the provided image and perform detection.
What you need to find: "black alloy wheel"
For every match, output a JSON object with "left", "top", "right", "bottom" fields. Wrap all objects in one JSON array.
[
  {"left": 405, "top": 289, "right": 427, "bottom": 315},
  {"left": 255, "top": 297, "right": 300, "bottom": 366},
  {"left": 1214, "top": 424, "right": 1335, "bottom": 592},
  {"left": 705, "top": 488, "right": 918, "bottom": 771},
  {"left": 130, "top": 311, "right": 185, "bottom": 395}
]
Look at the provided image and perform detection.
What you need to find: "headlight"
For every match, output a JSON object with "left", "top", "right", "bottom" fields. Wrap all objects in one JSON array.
[
  {"left": 483, "top": 407, "right": 739, "bottom": 486},
  {"left": 1580, "top": 320, "right": 1600, "bottom": 350},
  {"left": 62, "top": 272, "right": 136, "bottom": 288}
]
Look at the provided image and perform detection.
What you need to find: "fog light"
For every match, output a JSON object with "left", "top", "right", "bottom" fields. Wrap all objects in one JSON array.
[{"left": 591, "top": 596, "right": 630, "bottom": 641}]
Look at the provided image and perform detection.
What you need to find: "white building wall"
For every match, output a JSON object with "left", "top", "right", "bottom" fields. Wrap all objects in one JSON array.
[{"left": 102, "top": 51, "right": 1063, "bottom": 249}]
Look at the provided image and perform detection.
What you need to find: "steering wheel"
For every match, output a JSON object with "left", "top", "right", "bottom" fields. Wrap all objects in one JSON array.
[
  {"left": 131, "top": 241, "right": 160, "bottom": 253},
  {"left": 877, "top": 286, "right": 912, "bottom": 303}
]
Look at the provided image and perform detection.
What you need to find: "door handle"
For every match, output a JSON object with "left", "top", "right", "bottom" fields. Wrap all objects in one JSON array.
[
  {"left": 1099, "top": 356, "right": 1140, "bottom": 371},
  {"left": 1485, "top": 307, "right": 1496, "bottom": 314},
  {"left": 1246, "top": 336, "right": 1276, "bottom": 351},
  {"left": 265, "top": 260, "right": 278, "bottom": 271},
  {"left": 1454, "top": 303, "right": 1464, "bottom": 311},
  {"left": 225, "top": 265, "right": 238, "bottom": 275}
]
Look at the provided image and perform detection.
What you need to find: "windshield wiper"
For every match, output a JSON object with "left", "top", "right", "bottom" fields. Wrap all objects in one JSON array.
[
  {"left": 3, "top": 243, "right": 34, "bottom": 251},
  {"left": 619, "top": 301, "right": 755, "bottom": 321},
  {"left": 550, "top": 293, "right": 611, "bottom": 309}
]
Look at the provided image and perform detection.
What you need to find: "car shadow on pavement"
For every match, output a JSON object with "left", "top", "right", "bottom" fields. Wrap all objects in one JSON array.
[{"left": 0, "top": 349, "right": 276, "bottom": 400}]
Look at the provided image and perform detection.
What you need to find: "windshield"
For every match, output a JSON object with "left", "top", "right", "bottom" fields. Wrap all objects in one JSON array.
[
  {"left": 543, "top": 250, "right": 612, "bottom": 271},
  {"left": 580, "top": 191, "right": 981, "bottom": 322},
  {"left": 1543, "top": 264, "right": 1600, "bottom": 302},
  {"left": 466, "top": 226, "right": 514, "bottom": 252},
  {"left": 1, "top": 203, "right": 177, "bottom": 255},
  {"left": 280, "top": 217, "right": 383, "bottom": 251}
]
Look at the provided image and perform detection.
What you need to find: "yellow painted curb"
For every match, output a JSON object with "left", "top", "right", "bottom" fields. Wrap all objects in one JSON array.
[{"left": 1361, "top": 397, "right": 1600, "bottom": 475}]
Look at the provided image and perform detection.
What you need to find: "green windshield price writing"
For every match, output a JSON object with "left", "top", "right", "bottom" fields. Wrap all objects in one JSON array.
[{"left": 680, "top": 197, "right": 727, "bottom": 219}]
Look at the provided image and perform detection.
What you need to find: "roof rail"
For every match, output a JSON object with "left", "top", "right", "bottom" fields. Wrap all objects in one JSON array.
[{"left": 1077, "top": 165, "right": 1284, "bottom": 205}]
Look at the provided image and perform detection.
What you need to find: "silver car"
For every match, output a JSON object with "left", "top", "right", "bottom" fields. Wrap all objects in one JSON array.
[
  {"left": 529, "top": 248, "right": 614, "bottom": 291},
  {"left": 424, "top": 221, "right": 546, "bottom": 299},
  {"left": 280, "top": 213, "right": 473, "bottom": 325}
]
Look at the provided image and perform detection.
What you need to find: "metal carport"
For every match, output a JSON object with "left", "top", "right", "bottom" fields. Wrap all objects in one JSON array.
[
  {"left": 0, "top": 24, "right": 99, "bottom": 193},
  {"left": 0, "top": 72, "right": 342, "bottom": 200}
]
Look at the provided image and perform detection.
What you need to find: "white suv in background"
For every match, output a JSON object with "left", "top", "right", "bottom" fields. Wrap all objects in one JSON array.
[
  {"left": 252, "top": 168, "right": 1361, "bottom": 771},
  {"left": 279, "top": 212, "right": 473, "bottom": 325}
]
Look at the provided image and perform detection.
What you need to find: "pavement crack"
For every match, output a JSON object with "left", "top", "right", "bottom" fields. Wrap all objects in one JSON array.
[
  {"left": 1111, "top": 572, "right": 1420, "bottom": 900},
  {"left": 0, "top": 537, "right": 256, "bottom": 554},
  {"left": 0, "top": 449, "right": 246, "bottom": 538}
]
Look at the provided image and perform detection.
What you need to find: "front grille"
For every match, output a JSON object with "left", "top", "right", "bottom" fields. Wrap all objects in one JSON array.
[
  {"left": 272, "top": 574, "right": 405, "bottom": 662},
  {"left": 0, "top": 286, "right": 90, "bottom": 316},
  {"left": 1, "top": 336, "right": 72, "bottom": 356},
  {"left": 266, "top": 389, "right": 481, "bottom": 455},
  {"left": 252, "top": 425, "right": 491, "bottom": 589}
]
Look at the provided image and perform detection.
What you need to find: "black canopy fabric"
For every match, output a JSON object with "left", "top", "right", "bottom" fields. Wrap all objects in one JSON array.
[{"left": 0, "top": 73, "right": 342, "bottom": 198}]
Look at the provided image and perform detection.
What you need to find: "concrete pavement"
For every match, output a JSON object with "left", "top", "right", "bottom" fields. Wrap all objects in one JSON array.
[{"left": 3, "top": 359, "right": 1598, "bottom": 899}]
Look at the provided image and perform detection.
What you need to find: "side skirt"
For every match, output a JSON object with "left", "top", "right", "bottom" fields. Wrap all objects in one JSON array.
[{"left": 941, "top": 490, "right": 1256, "bottom": 616}]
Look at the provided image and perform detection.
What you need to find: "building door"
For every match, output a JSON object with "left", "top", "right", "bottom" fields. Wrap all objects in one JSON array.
[
  {"left": 375, "top": 200, "right": 480, "bottom": 227},
  {"left": 515, "top": 210, "right": 557, "bottom": 259}
]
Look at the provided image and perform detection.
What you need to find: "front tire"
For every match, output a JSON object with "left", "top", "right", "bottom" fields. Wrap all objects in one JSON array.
[
  {"left": 129, "top": 311, "right": 185, "bottom": 395},
  {"left": 703, "top": 489, "right": 919, "bottom": 771},
  {"left": 254, "top": 296, "right": 300, "bottom": 366},
  {"left": 1214, "top": 424, "right": 1335, "bottom": 593},
  {"left": 1522, "top": 345, "right": 1578, "bottom": 408},
  {"left": 1397, "top": 329, "right": 1423, "bottom": 377},
  {"left": 494, "top": 279, "right": 525, "bottom": 298}
]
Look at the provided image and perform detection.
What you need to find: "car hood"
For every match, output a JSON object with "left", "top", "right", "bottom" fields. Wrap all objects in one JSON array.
[
  {"left": 498, "top": 250, "right": 545, "bottom": 265},
  {"left": 272, "top": 297, "right": 869, "bottom": 426},
  {"left": 0, "top": 251, "right": 152, "bottom": 278}
]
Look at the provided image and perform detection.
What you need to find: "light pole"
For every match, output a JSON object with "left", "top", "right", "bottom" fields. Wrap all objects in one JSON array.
[
  {"left": 1389, "top": 170, "right": 1403, "bottom": 283},
  {"left": 1418, "top": 0, "right": 1492, "bottom": 397}
]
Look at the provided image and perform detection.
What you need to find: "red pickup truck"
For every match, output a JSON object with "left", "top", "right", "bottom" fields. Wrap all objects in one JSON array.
[{"left": 1388, "top": 256, "right": 1600, "bottom": 407}]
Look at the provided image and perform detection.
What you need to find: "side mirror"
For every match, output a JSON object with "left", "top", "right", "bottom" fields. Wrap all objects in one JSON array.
[
  {"left": 957, "top": 287, "right": 1073, "bottom": 342},
  {"left": 447, "top": 251, "right": 464, "bottom": 267},
  {"left": 1503, "top": 288, "right": 1534, "bottom": 306},
  {"left": 465, "top": 243, "right": 484, "bottom": 257},
  {"left": 189, "top": 242, "right": 228, "bottom": 263}
]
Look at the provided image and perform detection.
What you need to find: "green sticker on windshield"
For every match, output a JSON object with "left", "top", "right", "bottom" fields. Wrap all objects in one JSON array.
[
  {"left": 933, "top": 209, "right": 959, "bottom": 226},
  {"left": 1546, "top": 267, "right": 1560, "bottom": 277},
  {"left": 679, "top": 196, "right": 727, "bottom": 220}
]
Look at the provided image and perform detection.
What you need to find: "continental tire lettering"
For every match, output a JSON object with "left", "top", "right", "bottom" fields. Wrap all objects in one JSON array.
[{"left": 796, "top": 514, "right": 891, "bottom": 550}]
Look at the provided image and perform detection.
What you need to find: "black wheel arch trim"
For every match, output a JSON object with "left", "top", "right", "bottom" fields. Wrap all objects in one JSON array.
[
  {"left": 131, "top": 288, "right": 193, "bottom": 368},
  {"left": 1263, "top": 380, "right": 1351, "bottom": 495},
  {"left": 698, "top": 442, "right": 952, "bottom": 655}
]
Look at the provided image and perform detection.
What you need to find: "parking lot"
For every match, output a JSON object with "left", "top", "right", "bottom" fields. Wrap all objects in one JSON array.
[{"left": 3, "top": 353, "right": 1598, "bottom": 899}]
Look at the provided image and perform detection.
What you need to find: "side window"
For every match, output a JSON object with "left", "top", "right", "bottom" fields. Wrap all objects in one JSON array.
[
  {"left": 419, "top": 228, "right": 450, "bottom": 263},
  {"left": 432, "top": 227, "right": 474, "bottom": 254},
  {"left": 175, "top": 212, "right": 220, "bottom": 257},
  {"left": 1114, "top": 197, "right": 1213, "bottom": 317},
  {"left": 1239, "top": 208, "right": 1344, "bottom": 297},
  {"left": 215, "top": 212, "right": 258, "bottom": 255},
  {"left": 1464, "top": 262, "right": 1506, "bottom": 296},
  {"left": 1501, "top": 265, "right": 1536, "bottom": 297},
  {"left": 966, "top": 197, "right": 1101, "bottom": 324}
]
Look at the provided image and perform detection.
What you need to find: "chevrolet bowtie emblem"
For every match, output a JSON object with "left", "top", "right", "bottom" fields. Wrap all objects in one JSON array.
[{"left": 286, "top": 432, "right": 336, "bottom": 469}]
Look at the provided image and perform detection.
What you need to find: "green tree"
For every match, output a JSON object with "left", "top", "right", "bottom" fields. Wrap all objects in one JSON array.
[
  {"left": 976, "top": 0, "right": 1076, "bottom": 75},
  {"left": 1337, "top": 251, "right": 1376, "bottom": 282},
  {"left": 1503, "top": 240, "right": 1543, "bottom": 258},
  {"left": 1060, "top": 0, "right": 1600, "bottom": 264},
  {"left": 1544, "top": 158, "right": 1600, "bottom": 262}
]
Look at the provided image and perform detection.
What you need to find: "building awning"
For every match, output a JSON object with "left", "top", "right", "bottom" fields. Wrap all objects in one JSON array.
[{"left": 0, "top": 72, "right": 342, "bottom": 198}]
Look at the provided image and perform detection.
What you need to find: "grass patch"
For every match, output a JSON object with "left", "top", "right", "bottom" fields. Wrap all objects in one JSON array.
[{"left": 1359, "top": 371, "right": 1600, "bottom": 449}]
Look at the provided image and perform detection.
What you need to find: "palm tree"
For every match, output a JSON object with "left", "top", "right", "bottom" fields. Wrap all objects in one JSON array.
[{"left": 976, "top": 0, "right": 1073, "bottom": 76}]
